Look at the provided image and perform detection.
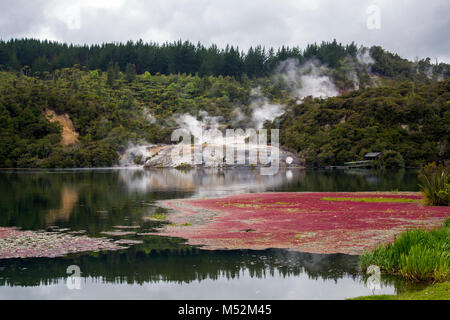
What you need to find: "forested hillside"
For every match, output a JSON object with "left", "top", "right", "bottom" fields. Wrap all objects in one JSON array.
[
  {"left": 0, "top": 39, "right": 448, "bottom": 168},
  {"left": 0, "top": 68, "right": 257, "bottom": 168},
  {"left": 278, "top": 80, "right": 450, "bottom": 167}
]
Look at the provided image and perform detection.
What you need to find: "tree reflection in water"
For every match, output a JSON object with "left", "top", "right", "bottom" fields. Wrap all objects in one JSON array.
[{"left": 0, "top": 168, "right": 420, "bottom": 299}]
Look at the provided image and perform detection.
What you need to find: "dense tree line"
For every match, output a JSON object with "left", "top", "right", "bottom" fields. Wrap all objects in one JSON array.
[{"left": 0, "top": 38, "right": 448, "bottom": 81}]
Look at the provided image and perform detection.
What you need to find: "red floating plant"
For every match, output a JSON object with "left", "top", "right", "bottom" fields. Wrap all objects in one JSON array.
[{"left": 155, "top": 192, "right": 450, "bottom": 255}]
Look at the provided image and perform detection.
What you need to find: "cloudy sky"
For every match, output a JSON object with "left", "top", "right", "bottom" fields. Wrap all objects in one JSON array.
[{"left": 0, "top": 0, "right": 449, "bottom": 62}]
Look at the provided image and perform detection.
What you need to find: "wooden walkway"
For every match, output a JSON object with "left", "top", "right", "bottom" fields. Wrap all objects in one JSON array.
[{"left": 325, "top": 160, "right": 373, "bottom": 170}]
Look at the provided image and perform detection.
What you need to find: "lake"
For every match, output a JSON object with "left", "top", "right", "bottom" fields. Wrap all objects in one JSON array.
[{"left": 0, "top": 168, "right": 422, "bottom": 299}]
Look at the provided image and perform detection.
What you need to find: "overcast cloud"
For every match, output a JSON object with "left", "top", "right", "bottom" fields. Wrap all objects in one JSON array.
[{"left": 0, "top": 0, "right": 448, "bottom": 62}]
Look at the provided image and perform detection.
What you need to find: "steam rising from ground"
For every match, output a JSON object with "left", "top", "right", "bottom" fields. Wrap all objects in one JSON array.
[
  {"left": 143, "top": 108, "right": 156, "bottom": 124},
  {"left": 412, "top": 59, "right": 447, "bottom": 81},
  {"left": 174, "top": 111, "right": 223, "bottom": 144},
  {"left": 119, "top": 143, "right": 155, "bottom": 167},
  {"left": 170, "top": 51, "right": 377, "bottom": 133},
  {"left": 357, "top": 48, "right": 375, "bottom": 67},
  {"left": 352, "top": 48, "right": 376, "bottom": 89},
  {"left": 276, "top": 59, "right": 338, "bottom": 100},
  {"left": 241, "top": 55, "right": 378, "bottom": 130},
  {"left": 121, "top": 50, "right": 380, "bottom": 165},
  {"left": 249, "top": 87, "right": 285, "bottom": 129},
  {"left": 275, "top": 49, "right": 375, "bottom": 96},
  {"left": 342, "top": 56, "right": 360, "bottom": 90}
]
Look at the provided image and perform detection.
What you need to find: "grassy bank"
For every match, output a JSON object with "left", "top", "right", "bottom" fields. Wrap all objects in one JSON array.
[
  {"left": 360, "top": 217, "right": 449, "bottom": 282},
  {"left": 349, "top": 282, "right": 450, "bottom": 300},
  {"left": 353, "top": 217, "right": 450, "bottom": 300}
]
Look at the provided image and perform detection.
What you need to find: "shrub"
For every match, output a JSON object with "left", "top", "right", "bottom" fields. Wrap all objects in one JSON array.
[
  {"left": 176, "top": 163, "right": 193, "bottom": 171},
  {"left": 418, "top": 163, "right": 450, "bottom": 206},
  {"left": 381, "top": 150, "right": 405, "bottom": 169},
  {"left": 133, "top": 155, "right": 143, "bottom": 165}
]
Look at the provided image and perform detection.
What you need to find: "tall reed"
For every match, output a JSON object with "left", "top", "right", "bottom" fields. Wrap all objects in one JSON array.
[{"left": 360, "top": 217, "right": 450, "bottom": 282}]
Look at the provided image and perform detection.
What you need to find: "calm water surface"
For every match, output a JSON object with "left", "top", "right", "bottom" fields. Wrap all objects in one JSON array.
[{"left": 0, "top": 168, "right": 421, "bottom": 299}]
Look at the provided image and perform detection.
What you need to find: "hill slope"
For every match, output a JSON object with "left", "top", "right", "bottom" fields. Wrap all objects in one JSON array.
[
  {"left": 278, "top": 80, "right": 450, "bottom": 167},
  {"left": 0, "top": 41, "right": 448, "bottom": 168}
]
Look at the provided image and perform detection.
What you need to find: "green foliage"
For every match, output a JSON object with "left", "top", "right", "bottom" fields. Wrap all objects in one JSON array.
[
  {"left": 175, "top": 163, "right": 193, "bottom": 171},
  {"left": 107, "top": 61, "right": 115, "bottom": 86},
  {"left": 380, "top": 150, "right": 405, "bottom": 168},
  {"left": 125, "top": 63, "right": 136, "bottom": 83},
  {"left": 133, "top": 155, "right": 143, "bottom": 165},
  {"left": 418, "top": 163, "right": 450, "bottom": 206},
  {"left": 360, "top": 220, "right": 450, "bottom": 282},
  {"left": 148, "top": 214, "right": 167, "bottom": 221},
  {"left": 280, "top": 80, "right": 450, "bottom": 167}
]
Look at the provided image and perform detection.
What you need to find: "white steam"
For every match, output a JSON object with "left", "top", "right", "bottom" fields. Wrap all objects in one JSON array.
[
  {"left": 341, "top": 48, "right": 375, "bottom": 90},
  {"left": 357, "top": 48, "right": 375, "bottom": 67},
  {"left": 276, "top": 59, "right": 339, "bottom": 100},
  {"left": 143, "top": 108, "right": 156, "bottom": 124},
  {"left": 249, "top": 87, "right": 285, "bottom": 129},
  {"left": 174, "top": 111, "right": 223, "bottom": 144},
  {"left": 119, "top": 142, "right": 155, "bottom": 167},
  {"left": 231, "top": 107, "right": 247, "bottom": 127},
  {"left": 342, "top": 56, "right": 360, "bottom": 90},
  {"left": 252, "top": 104, "right": 285, "bottom": 129}
]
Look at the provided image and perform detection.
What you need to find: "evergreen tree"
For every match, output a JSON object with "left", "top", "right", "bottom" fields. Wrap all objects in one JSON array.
[
  {"left": 107, "top": 62, "right": 115, "bottom": 86},
  {"left": 8, "top": 52, "right": 21, "bottom": 71},
  {"left": 113, "top": 62, "right": 120, "bottom": 80},
  {"left": 125, "top": 63, "right": 136, "bottom": 82}
]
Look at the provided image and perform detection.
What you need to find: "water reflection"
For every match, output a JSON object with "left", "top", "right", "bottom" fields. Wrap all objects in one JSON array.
[
  {"left": 119, "top": 168, "right": 293, "bottom": 197},
  {"left": 0, "top": 168, "right": 419, "bottom": 232},
  {"left": 119, "top": 168, "right": 418, "bottom": 197},
  {"left": 0, "top": 247, "right": 409, "bottom": 300},
  {"left": 0, "top": 168, "right": 421, "bottom": 299},
  {"left": 45, "top": 186, "right": 79, "bottom": 225}
]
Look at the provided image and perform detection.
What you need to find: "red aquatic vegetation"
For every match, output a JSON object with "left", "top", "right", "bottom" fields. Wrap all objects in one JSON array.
[
  {"left": 154, "top": 192, "right": 450, "bottom": 255},
  {"left": 0, "top": 228, "right": 127, "bottom": 259}
]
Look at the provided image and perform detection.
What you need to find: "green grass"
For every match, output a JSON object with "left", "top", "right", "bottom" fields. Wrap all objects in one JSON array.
[
  {"left": 359, "top": 217, "right": 450, "bottom": 282},
  {"left": 321, "top": 197, "right": 418, "bottom": 203},
  {"left": 168, "top": 222, "right": 192, "bottom": 227},
  {"left": 349, "top": 282, "right": 450, "bottom": 300},
  {"left": 148, "top": 213, "right": 167, "bottom": 221}
]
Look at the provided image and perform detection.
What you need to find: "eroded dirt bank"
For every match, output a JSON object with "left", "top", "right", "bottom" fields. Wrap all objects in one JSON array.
[
  {"left": 44, "top": 109, "right": 79, "bottom": 146},
  {"left": 154, "top": 192, "right": 450, "bottom": 255}
]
